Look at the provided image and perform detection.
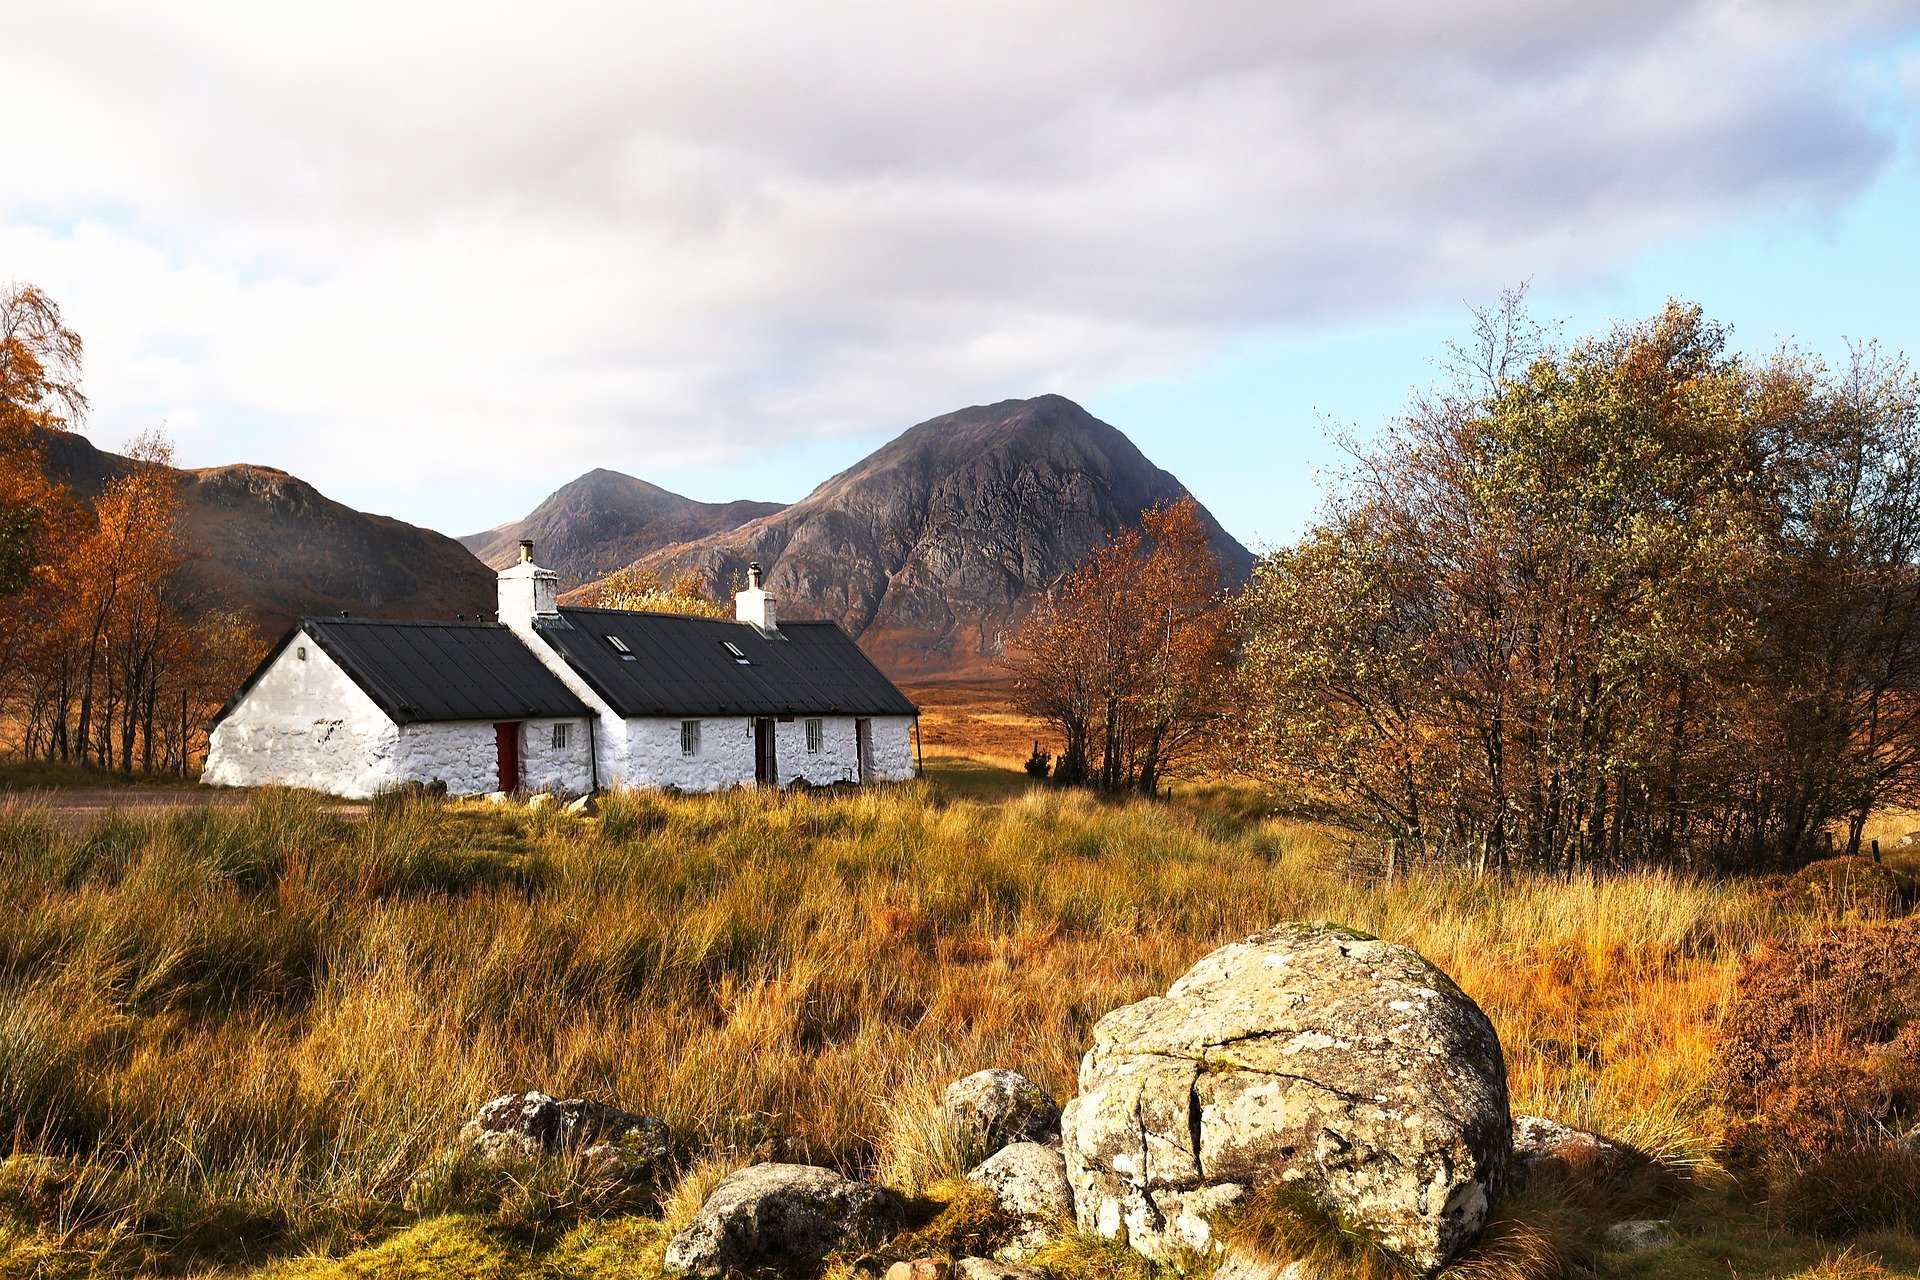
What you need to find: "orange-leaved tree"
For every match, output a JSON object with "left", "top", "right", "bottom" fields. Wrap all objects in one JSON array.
[
  {"left": 1007, "top": 498, "right": 1232, "bottom": 795},
  {"left": 573, "top": 564, "right": 732, "bottom": 617}
]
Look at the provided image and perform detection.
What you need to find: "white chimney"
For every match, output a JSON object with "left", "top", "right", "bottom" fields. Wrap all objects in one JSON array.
[
  {"left": 498, "top": 538, "right": 559, "bottom": 632},
  {"left": 735, "top": 561, "right": 776, "bottom": 632}
]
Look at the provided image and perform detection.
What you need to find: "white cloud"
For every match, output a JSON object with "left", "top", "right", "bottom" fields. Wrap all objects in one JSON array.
[{"left": 1, "top": 0, "right": 1916, "bottom": 528}]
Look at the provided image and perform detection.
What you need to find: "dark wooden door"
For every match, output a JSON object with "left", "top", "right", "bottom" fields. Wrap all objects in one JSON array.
[
  {"left": 754, "top": 718, "right": 776, "bottom": 786},
  {"left": 494, "top": 722, "right": 520, "bottom": 793},
  {"left": 855, "top": 718, "right": 872, "bottom": 783}
]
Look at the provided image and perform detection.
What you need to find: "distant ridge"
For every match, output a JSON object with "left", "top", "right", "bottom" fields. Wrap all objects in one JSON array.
[
  {"left": 460, "top": 469, "right": 784, "bottom": 589},
  {"left": 578, "top": 395, "right": 1253, "bottom": 678},
  {"left": 39, "top": 429, "right": 494, "bottom": 632}
]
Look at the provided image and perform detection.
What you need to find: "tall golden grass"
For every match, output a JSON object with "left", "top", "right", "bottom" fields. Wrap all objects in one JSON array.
[{"left": 0, "top": 781, "right": 1902, "bottom": 1276}]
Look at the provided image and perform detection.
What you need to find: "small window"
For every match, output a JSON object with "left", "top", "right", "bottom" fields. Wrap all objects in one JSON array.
[
  {"left": 552, "top": 723, "right": 572, "bottom": 750},
  {"left": 680, "top": 719, "right": 701, "bottom": 756},
  {"left": 607, "top": 634, "right": 635, "bottom": 660},
  {"left": 805, "top": 718, "right": 823, "bottom": 753},
  {"left": 296, "top": 645, "right": 307, "bottom": 661},
  {"left": 722, "top": 641, "right": 750, "bottom": 664}
]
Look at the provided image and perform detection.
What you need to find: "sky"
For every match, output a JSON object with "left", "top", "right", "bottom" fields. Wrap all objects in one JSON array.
[{"left": 4, "top": 1, "right": 1920, "bottom": 551}]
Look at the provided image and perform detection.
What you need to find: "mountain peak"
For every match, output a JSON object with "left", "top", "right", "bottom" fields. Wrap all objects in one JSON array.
[
  {"left": 460, "top": 472, "right": 784, "bottom": 588},
  {"left": 588, "top": 397, "right": 1250, "bottom": 678}
]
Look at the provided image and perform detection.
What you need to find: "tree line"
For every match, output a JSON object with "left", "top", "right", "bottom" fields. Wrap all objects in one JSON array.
[
  {"left": 1011, "top": 296, "right": 1920, "bottom": 873},
  {"left": 0, "top": 285, "right": 255, "bottom": 774}
]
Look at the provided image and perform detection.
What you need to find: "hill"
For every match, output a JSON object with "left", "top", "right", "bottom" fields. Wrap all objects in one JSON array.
[
  {"left": 584, "top": 395, "right": 1254, "bottom": 677},
  {"left": 459, "top": 470, "right": 784, "bottom": 589},
  {"left": 39, "top": 429, "right": 494, "bottom": 632}
]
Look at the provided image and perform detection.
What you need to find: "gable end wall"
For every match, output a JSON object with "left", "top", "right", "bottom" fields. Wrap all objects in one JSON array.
[{"left": 202, "top": 628, "right": 402, "bottom": 798}]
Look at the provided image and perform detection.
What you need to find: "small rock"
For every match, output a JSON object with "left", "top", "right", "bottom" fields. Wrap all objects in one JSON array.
[
  {"left": 944, "top": 1069, "right": 1062, "bottom": 1156},
  {"left": 663, "top": 1162, "right": 904, "bottom": 1276},
  {"left": 1602, "top": 1219, "right": 1673, "bottom": 1253},
  {"left": 566, "top": 794, "right": 599, "bottom": 816},
  {"left": 953, "top": 1261, "right": 1047, "bottom": 1280},
  {"left": 527, "top": 792, "right": 555, "bottom": 811},
  {"left": 458, "top": 1091, "right": 668, "bottom": 1178},
  {"left": 1512, "top": 1114, "right": 1622, "bottom": 1181},
  {"left": 966, "top": 1142, "right": 1072, "bottom": 1257},
  {"left": 1896, "top": 830, "right": 1920, "bottom": 849},
  {"left": 886, "top": 1260, "right": 951, "bottom": 1280}
]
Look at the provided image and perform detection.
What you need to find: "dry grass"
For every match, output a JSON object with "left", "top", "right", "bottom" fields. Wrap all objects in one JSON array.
[
  {"left": 0, "top": 779, "right": 1911, "bottom": 1277},
  {"left": 905, "top": 678, "right": 1051, "bottom": 771}
]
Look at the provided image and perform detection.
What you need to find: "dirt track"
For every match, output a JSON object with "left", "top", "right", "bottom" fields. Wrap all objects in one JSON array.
[{"left": 0, "top": 787, "right": 366, "bottom": 831}]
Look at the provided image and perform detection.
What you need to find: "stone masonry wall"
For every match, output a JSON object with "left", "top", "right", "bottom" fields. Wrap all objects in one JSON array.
[{"left": 203, "top": 631, "right": 402, "bottom": 799}]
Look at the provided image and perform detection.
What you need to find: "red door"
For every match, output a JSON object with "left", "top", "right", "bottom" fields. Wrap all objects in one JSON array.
[{"left": 494, "top": 722, "right": 520, "bottom": 793}]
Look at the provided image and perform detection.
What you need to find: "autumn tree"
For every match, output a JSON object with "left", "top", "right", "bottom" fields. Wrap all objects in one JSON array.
[
  {"left": 0, "top": 286, "right": 87, "bottom": 731},
  {"left": 1233, "top": 299, "right": 1920, "bottom": 872},
  {"left": 573, "top": 564, "right": 732, "bottom": 617},
  {"left": 0, "top": 285, "right": 256, "bottom": 773},
  {"left": 1008, "top": 498, "right": 1232, "bottom": 795}
]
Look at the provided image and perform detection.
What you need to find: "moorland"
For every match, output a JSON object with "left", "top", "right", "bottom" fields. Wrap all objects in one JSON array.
[{"left": 0, "top": 769, "right": 1913, "bottom": 1279}]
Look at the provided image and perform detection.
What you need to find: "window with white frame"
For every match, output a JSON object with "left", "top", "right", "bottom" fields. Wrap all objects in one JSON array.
[
  {"left": 722, "top": 641, "right": 751, "bottom": 665},
  {"left": 552, "top": 723, "right": 572, "bottom": 750},
  {"left": 680, "top": 719, "right": 701, "bottom": 756},
  {"left": 805, "top": 718, "right": 823, "bottom": 753}
]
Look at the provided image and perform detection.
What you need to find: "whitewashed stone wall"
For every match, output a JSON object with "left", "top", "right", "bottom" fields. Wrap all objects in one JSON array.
[
  {"left": 516, "top": 718, "right": 597, "bottom": 793},
  {"left": 625, "top": 716, "right": 756, "bottom": 791},
  {"left": 506, "top": 619, "right": 636, "bottom": 787},
  {"left": 203, "top": 631, "right": 402, "bottom": 799},
  {"left": 617, "top": 713, "right": 917, "bottom": 790},
  {"left": 390, "top": 718, "right": 592, "bottom": 796},
  {"left": 775, "top": 716, "right": 856, "bottom": 786},
  {"left": 863, "top": 715, "right": 918, "bottom": 782},
  {"left": 393, "top": 722, "right": 498, "bottom": 796}
]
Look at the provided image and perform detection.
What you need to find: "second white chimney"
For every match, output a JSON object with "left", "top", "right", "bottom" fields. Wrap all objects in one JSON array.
[{"left": 735, "top": 562, "right": 776, "bottom": 632}]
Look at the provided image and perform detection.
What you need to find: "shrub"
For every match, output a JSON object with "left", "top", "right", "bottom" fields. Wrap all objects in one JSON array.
[
  {"left": 1024, "top": 741, "right": 1052, "bottom": 779},
  {"left": 1763, "top": 857, "right": 1918, "bottom": 921},
  {"left": 1719, "top": 916, "right": 1920, "bottom": 1233}
]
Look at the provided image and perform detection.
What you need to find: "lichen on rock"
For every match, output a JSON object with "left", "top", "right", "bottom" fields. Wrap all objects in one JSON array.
[{"left": 1061, "top": 921, "right": 1511, "bottom": 1275}]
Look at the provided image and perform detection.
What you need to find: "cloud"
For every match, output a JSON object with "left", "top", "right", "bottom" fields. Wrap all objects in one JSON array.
[{"left": 2, "top": 0, "right": 1916, "bottom": 526}]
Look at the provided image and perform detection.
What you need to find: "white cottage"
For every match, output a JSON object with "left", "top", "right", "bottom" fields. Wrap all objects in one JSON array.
[{"left": 204, "top": 544, "right": 920, "bottom": 798}]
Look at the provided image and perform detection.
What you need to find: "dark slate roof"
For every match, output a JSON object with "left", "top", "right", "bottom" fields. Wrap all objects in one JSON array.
[
  {"left": 211, "top": 618, "right": 593, "bottom": 729},
  {"left": 534, "top": 607, "right": 918, "bottom": 718}
]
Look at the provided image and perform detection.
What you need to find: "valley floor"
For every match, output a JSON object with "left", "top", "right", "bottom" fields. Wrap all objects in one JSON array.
[{"left": 0, "top": 768, "right": 1912, "bottom": 1278}]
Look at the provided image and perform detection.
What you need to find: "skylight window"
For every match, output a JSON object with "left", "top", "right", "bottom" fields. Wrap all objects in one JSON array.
[
  {"left": 607, "top": 635, "right": 636, "bottom": 661},
  {"left": 722, "top": 641, "right": 751, "bottom": 665}
]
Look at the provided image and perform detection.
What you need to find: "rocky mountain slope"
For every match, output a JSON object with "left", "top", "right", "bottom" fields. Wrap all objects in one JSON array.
[
  {"left": 460, "top": 470, "right": 783, "bottom": 589},
  {"left": 584, "top": 395, "right": 1253, "bottom": 677},
  {"left": 40, "top": 429, "right": 494, "bottom": 633}
]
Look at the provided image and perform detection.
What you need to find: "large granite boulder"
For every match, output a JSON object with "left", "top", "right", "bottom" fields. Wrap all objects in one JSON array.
[
  {"left": 458, "top": 1091, "right": 669, "bottom": 1178},
  {"left": 965, "top": 1141, "right": 1074, "bottom": 1257},
  {"left": 1061, "top": 922, "right": 1511, "bottom": 1274},
  {"left": 944, "top": 1069, "right": 1062, "bottom": 1156},
  {"left": 663, "top": 1162, "right": 905, "bottom": 1275}
]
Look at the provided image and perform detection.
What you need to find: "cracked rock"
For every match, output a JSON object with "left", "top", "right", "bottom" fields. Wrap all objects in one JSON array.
[
  {"left": 1060, "top": 922, "right": 1511, "bottom": 1275},
  {"left": 965, "top": 1141, "right": 1073, "bottom": 1257}
]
